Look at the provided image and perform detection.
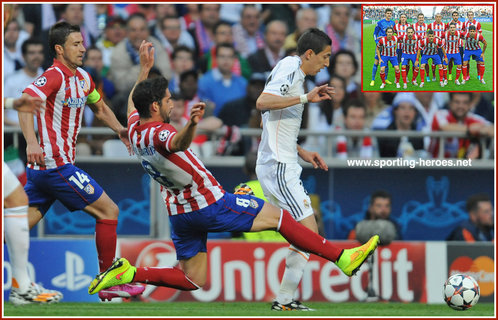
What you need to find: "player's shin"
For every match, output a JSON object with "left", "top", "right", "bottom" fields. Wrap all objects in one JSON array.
[
  {"left": 412, "top": 67, "right": 419, "bottom": 81},
  {"left": 395, "top": 69, "right": 400, "bottom": 84},
  {"left": 277, "top": 210, "right": 342, "bottom": 262},
  {"left": 455, "top": 67, "right": 461, "bottom": 80},
  {"left": 277, "top": 246, "right": 309, "bottom": 305},
  {"left": 462, "top": 65, "right": 468, "bottom": 79},
  {"left": 380, "top": 71, "right": 386, "bottom": 84},
  {"left": 134, "top": 267, "right": 199, "bottom": 290},
  {"left": 420, "top": 67, "right": 425, "bottom": 82},
  {"left": 371, "top": 64, "right": 378, "bottom": 81},
  {"left": 438, "top": 67, "right": 444, "bottom": 81},
  {"left": 479, "top": 63, "right": 485, "bottom": 79},
  {"left": 402, "top": 66, "right": 407, "bottom": 83},
  {"left": 95, "top": 219, "right": 118, "bottom": 272}
]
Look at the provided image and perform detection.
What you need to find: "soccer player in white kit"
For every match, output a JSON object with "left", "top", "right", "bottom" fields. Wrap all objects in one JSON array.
[{"left": 256, "top": 28, "right": 336, "bottom": 311}]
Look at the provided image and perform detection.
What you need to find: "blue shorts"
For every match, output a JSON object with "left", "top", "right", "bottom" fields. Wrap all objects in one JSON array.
[
  {"left": 380, "top": 55, "right": 398, "bottom": 67},
  {"left": 421, "top": 54, "right": 442, "bottom": 65},
  {"left": 24, "top": 164, "right": 104, "bottom": 215},
  {"left": 463, "top": 49, "right": 484, "bottom": 62},
  {"left": 401, "top": 53, "right": 417, "bottom": 66},
  {"left": 443, "top": 53, "right": 462, "bottom": 66},
  {"left": 169, "top": 192, "right": 265, "bottom": 260}
]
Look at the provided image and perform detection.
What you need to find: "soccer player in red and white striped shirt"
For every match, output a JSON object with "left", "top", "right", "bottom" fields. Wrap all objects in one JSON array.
[
  {"left": 461, "top": 25, "right": 487, "bottom": 84},
  {"left": 445, "top": 11, "right": 465, "bottom": 80},
  {"left": 394, "top": 13, "right": 411, "bottom": 65},
  {"left": 443, "top": 23, "right": 464, "bottom": 85},
  {"left": 376, "top": 27, "right": 401, "bottom": 88},
  {"left": 428, "top": 13, "right": 446, "bottom": 81},
  {"left": 463, "top": 12, "right": 484, "bottom": 81},
  {"left": 398, "top": 27, "right": 421, "bottom": 88},
  {"left": 416, "top": 29, "right": 448, "bottom": 87},
  {"left": 19, "top": 22, "right": 144, "bottom": 301},
  {"left": 106, "top": 40, "right": 380, "bottom": 300},
  {"left": 413, "top": 13, "right": 432, "bottom": 82}
]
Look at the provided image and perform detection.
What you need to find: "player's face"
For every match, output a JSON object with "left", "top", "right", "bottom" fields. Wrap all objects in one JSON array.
[
  {"left": 418, "top": 15, "right": 424, "bottom": 23},
  {"left": 449, "top": 25, "right": 456, "bottom": 34},
  {"left": 469, "top": 29, "right": 476, "bottom": 37},
  {"left": 449, "top": 94, "right": 471, "bottom": 120},
  {"left": 159, "top": 88, "right": 174, "bottom": 123},
  {"left": 400, "top": 15, "right": 407, "bottom": 24},
  {"left": 308, "top": 45, "right": 331, "bottom": 75},
  {"left": 427, "top": 33, "right": 434, "bottom": 42},
  {"left": 62, "top": 32, "right": 86, "bottom": 68},
  {"left": 452, "top": 13, "right": 459, "bottom": 21},
  {"left": 468, "top": 12, "right": 474, "bottom": 20},
  {"left": 386, "top": 29, "right": 393, "bottom": 38},
  {"left": 435, "top": 14, "right": 442, "bottom": 23},
  {"left": 369, "top": 198, "right": 391, "bottom": 220},
  {"left": 407, "top": 29, "right": 414, "bottom": 37},
  {"left": 385, "top": 11, "right": 392, "bottom": 20}
]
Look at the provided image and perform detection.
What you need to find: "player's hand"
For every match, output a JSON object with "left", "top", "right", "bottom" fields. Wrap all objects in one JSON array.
[
  {"left": 118, "top": 128, "right": 133, "bottom": 155},
  {"left": 13, "top": 96, "right": 44, "bottom": 114},
  {"left": 298, "top": 148, "right": 328, "bottom": 171},
  {"left": 480, "top": 53, "right": 484, "bottom": 59},
  {"left": 190, "top": 102, "right": 205, "bottom": 124},
  {"left": 444, "top": 57, "right": 448, "bottom": 64},
  {"left": 139, "top": 40, "right": 155, "bottom": 71},
  {"left": 379, "top": 58, "right": 384, "bottom": 64},
  {"left": 26, "top": 142, "right": 45, "bottom": 167},
  {"left": 415, "top": 60, "right": 419, "bottom": 67},
  {"left": 308, "top": 84, "right": 334, "bottom": 103}
]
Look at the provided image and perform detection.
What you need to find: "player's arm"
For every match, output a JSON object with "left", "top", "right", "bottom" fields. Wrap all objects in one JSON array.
[
  {"left": 4, "top": 96, "right": 43, "bottom": 114},
  {"left": 375, "top": 41, "right": 383, "bottom": 63},
  {"left": 256, "top": 84, "right": 333, "bottom": 111},
  {"left": 18, "top": 93, "right": 45, "bottom": 166},
  {"left": 373, "top": 23, "right": 381, "bottom": 41},
  {"left": 169, "top": 102, "right": 206, "bottom": 152},
  {"left": 480, "top": 37, "right": 487, "bottom": 55},
  {"left": 441, "top": 43, "right": 448, "bottom": 63},
  {"left": 128, "top": 40, "right": 155, "bottom": 118},
  {"left": 297, "top": 145, "right": 328, "bottom": 171}
]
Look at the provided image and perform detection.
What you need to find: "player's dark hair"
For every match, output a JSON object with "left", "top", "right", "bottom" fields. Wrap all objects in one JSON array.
[
  {"left": 132, "top": 77, "right": 169, "bottom": 119},
  {"left": 427, "top": 29, "right": 434, "bottom": 35},
  {"left": 21, "top": 38, "right": 44, "bottom": 56},
  {"left": 48, "top": 21, "right": 81, "bottom": 57},
  {"left": 330, "top": 49, "right": 358, "bottom": 74},
  {"left": 297, "top": 28, "right": 331, "bottom": 56},
  {"left": 452, "top": 11, "right": 459, "bottom": 16},
  {"left": 370, "top": 190, "right": 392, "bottom": 206},
  {"left": 418, "top": 13, "right": 424, "bottom": 18},
  {"left": 385, "top": 8, "right": 392, "bottom": 14},
  {"left": 342, "top": 99, "right": 366, "bottom": 118},
  {"left": 469, "top": 25, "right": 476, "bottom": 31},
  {"left": 466, "top": 193, "right": 490, "bottom": 213},
  {"left": 449, "top": 92, "right": 472, "bottom": 101},
  {"left": 406, "top": 26, "right": 414, "bottom": 32},
  {"left": 400, "top": 13, "right": 407, "bottom": 18},
  {"left": 385, "top": 27, "right": 394, "bottom": 34},
  {"left": 449, "top": 22, "right": 456, "bottom": 27}
]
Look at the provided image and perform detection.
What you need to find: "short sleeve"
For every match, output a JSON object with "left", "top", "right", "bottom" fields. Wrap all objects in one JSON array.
[
  {"left": 23, "top": 68, "right": 62, "bottom": 100},
  {"left": 262, "top": 58, "right": 299, "bottom": 97},
  {"left": 153, "top": 123, "right": 178, "bottom": 153}
]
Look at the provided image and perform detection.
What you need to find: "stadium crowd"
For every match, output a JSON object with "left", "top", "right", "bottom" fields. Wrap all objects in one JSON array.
[{"left": 4, "top": 4, "right": 494, "bottom": 163}]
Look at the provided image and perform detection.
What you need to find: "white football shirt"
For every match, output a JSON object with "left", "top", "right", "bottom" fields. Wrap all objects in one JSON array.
[{"left": 257, "top": 56, "right": 306, "bottom": 165}]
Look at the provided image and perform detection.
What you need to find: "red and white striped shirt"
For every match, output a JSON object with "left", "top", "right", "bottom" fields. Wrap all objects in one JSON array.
[
  {"left": 399, "top": 34, "right": 420, "bottom": 54},
  {"left": 464, "top": 19, "right": 482, "bottom": 33},
  {"left": 463, "top": 32, "right": 485, "bottom": 50},
  {"left": 430, "top": 109, "right": 489, "bottom": 158},
  {"left": 394, "top": 23, "right": 411, "bottom": 51},
  {"left": 127, "top": 110, "right": 224, "bottom": 215},
  {"left": 377, "top": 35, "right": 398, "bottom": 56},
  {"left": 23, "top": 59, "right": 97, "bottom": 170},
  {"left": 443, "top": 31, "right": 464, "bottom": 54},
  {"left": 418, "top": 38, "right": 444, "bottom": 56},
  {"left": 445, "top": 20, "right": 465, "bottom": 32},
  {"left": 413, "top": 22, "right": 428, "bottom": 38},
  {"left": 428, "top": 22, "right": 446, "bottom": 39}
]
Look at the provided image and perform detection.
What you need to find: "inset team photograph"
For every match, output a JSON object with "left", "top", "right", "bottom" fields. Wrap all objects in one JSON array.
[{"left": 362, "top": 5, "right": 493, "bottom": 91}]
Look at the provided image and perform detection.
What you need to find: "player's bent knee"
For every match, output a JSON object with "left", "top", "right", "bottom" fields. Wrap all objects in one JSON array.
[{"left": 4, "top": 186, "right": 29, "bottom": 208}]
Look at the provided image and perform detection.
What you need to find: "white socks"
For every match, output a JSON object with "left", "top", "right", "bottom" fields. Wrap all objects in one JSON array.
[
  {"left": 276, "top": 244, "right": 310, "bottom": 304},
  {"left": 4, "top": 205, "right": 31, "bottom": 292}
]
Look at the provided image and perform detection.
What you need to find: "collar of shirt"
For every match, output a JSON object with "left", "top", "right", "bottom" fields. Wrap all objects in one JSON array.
[{"left": 52, "top": 58, "right": 77, "bottom": 76}]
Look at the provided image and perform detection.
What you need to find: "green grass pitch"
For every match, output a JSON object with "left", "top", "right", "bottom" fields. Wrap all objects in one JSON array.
[
  {"left": 362, "top": 22, "right": 493, "bottom": 91},
  {"left": 3, "top": 301, "right": 494, "bottom": 317}
]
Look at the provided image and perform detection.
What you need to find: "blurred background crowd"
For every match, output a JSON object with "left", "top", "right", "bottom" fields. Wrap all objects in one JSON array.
[{"left": 4, "top": 4, "right": 495, "bottom": 163}]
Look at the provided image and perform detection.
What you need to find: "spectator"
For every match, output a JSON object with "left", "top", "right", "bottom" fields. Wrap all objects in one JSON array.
[
  {"left": 363, "top": 92, "right": 387, "bottom": 128},
  {"left": 348, "top": 190, "right": 401, "bottom": 241},
  {"left": 4, "top": 19, "right": 30, "bottom": 77},
  {"left": 470, "top": 92, "right": 494, "bottom": 123},
  {"left": 109, "top": 13, "right": 172, "bottom": 93},
  {"left": 429, "top": 92, "right": 493, "bottom": 159},
  {"left": 156, "top": 15, "right": 195, "bottom": 57},
  {"left": 334, "top": 102, "right": 378, "bottom": 159},
  {"left": 189, "top": 4, "right": 221, "bottom": 58},
  {"left": 95, "top": 16, "right": 127, "bottom": 70},
  {"left": 169, "top": 46, "right": 195, "bottom": 95},
  {"left": 261, "top": 4, "right": 299, "bottom": 33},
  {"left": 83, "top": 46, "right": 116, "bottom": 101},
  {"left": 324, "top": 5, "right": 360, "bottom": 56},
  {"left": 447, "top": 193, "right": 493, "bottom": 242},
  {"left": 169, "top": 93, "right": 187, "bottom": 131},
  {"left": 180, "top": 4, "right": 199, "bottom": 31},
  {"left": 150, "top": 4, "right": 177, "bottom": 38},
  {"left": 232, "top": 5, "right": 265, "bottom": 58},
  {"left": 377, "top": 93, "right": 425, "bottom": 158},
  {"left": 198, "top": 43, "right": 248, "bottom": 116},
  {"left": 284, "top": 8, "right": 318, "bottom": 51},
  {"left": 247, "top": 20, "right": 287, "bottom": 74},
  {"left": 329, "top": 49, "right": 360, "bottom": 99},
  {"left": 199, "top": 21, "right": 251, "bottom": 80}
]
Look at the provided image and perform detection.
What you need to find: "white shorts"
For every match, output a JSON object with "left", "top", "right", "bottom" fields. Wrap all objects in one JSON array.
[
  {"left": 3, "top": 161, "right": 21, "bottom": 198},
  {"left": 256, "top": 161, "right": 314, "bottom": 222}
]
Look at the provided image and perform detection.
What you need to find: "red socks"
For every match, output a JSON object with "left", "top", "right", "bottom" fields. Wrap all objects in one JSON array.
[
  {"left": 439, "top": 68, "right": 444, "bottom": 82},
  {"left": 95, "top": 219, "right": 118, "bottom": 272},
  {"left": 420, "top": 68, "right": 425, "bottom": 82},
  {"left": 442, "top": 66, "right": 447, "bottom": 81},
  {"left": 395, "top": 70, "right": 400, "bottom": 84},
  {"left": 462, "top": 65, "right": 468, "bottom": 79},
  {"left": 380, "top": 71, "right": 386, "bottom": 84},
  {"left": 431, "top": 64, "right": 436, "bottom": 77},
  {"left": 412, "top": 67, "right": 419, "bottom": 82},
  {"left": 134, "top": 267, "right": 199, "bottom": 290},
  {"left": 478, "top": 64, "right": 485, "bottom": 78},
  {"left": 402, "top": 66, "right": 407, "bottom": 83},
  {"left": 277, "top": 210, "right": 342, "bottom": 262},
  {"left": 456, "top": 67, "right": 461, "bottom": 80}
]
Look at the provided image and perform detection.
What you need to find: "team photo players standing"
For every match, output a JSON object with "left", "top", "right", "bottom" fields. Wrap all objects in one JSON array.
[{"left": 17, "top": 22, "right": 144, "bottom": 301}]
